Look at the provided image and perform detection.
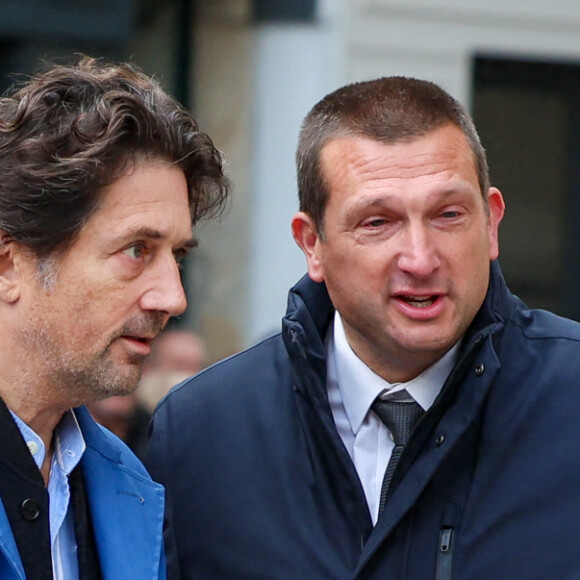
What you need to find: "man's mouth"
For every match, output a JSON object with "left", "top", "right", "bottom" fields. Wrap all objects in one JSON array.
[
  {"left": 116, "top": 334, "right": 156, "bottom": 359},
  {"left": 127, "top": 336, "right": 152, "bottom": 344},
  {"left": 401, "top": 295, "right": 437, "bottom": 308}
]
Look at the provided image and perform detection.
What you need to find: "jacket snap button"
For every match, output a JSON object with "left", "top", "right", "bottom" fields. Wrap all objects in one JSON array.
[
  {"left": 21, "top": 498, "right": 40, "bottom": 521},
  {"left": 436, "top": 435, "right": 445, "bottom": 447},
  {"left": 474, "top": 363, "right": 485, "bottom": 377}
]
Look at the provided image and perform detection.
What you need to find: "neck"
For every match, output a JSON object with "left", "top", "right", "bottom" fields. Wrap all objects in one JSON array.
[
  {"left": 0, "top": 340, "right": 71, "bottom": 486},
  {"left": 0, "top": 393, "right": 67, "bottom": 488},
  {"left": 0, "top": 384, "right": 67, "bottom": 462},
  {"left": 11, "top": 403, "right": 66, "bottom": 450}
]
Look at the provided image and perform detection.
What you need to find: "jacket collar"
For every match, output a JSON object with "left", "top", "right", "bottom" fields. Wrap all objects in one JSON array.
[
  {"left": 283, "top": 274, "right": 334, "bottom": 346},
  {"left": 282, "top": 275, "right": 334, "bottom": 401},
  {"left": 463, "top": 259, "right": 511, "bottom": 345},
  {"left": 73, "top": 406, "right": 122, "bottom": 463}
]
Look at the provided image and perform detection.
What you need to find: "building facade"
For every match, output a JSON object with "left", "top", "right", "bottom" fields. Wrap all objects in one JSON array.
[{"left": 3, "top": 0, "right": 580, "bottom": 361}]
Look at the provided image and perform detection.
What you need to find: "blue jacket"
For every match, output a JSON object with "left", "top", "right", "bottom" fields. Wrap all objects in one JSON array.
[
  {"left": 147, "top": 261, "right": 580, "bottom": 579},
  {"left": 0, "top": 406, "right": 166, "bottom": 579}
]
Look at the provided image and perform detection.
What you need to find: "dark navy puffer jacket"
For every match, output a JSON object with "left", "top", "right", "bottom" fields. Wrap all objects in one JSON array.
[{"left": 146, "top": 261, "right": 580, "bottom": 579}]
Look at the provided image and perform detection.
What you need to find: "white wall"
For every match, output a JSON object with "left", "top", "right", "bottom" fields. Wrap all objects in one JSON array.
[
  {"left": 247, "top": 20, "right": 342, "bottom": 342},
  {"left": 346, "top": 0, "right": 580, "bottom": 105}
]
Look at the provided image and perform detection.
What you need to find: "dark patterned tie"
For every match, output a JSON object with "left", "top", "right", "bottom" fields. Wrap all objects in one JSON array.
[{"left": 372, "top": 399, "right": 424, "bottom": 514}]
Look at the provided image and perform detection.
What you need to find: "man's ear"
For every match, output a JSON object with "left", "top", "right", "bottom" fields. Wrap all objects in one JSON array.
[
  {"left": 291, "top": 212, "right": 325, "bottom": 283},
  {"left": 487, "top": 187, "right": 505, "bottom": 261},
  {"left": 0, "top": 234, "right": 22, "bottom": 303}
]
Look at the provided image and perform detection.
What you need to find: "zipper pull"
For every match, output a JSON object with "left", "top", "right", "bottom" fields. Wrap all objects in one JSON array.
[
  {"left": 439, "top": 527, "right": 453, "bottom": 553},
  {"left": 436, "top": 527, "right": 454, "bottom": 580}
]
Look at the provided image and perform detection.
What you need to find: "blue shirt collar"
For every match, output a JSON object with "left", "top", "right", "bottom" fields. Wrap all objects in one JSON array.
[{"left": 10, "top": 408, "right": 86, "bottom": 474}]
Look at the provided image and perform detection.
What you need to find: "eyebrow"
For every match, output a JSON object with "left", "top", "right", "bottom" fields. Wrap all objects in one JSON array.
[
  {"left": 120, "top": 226, "right": 198, "bottom": 249},
  {"left": 345, "top": 196, "right": 394, "bottom": 217},
  {"left": 349, "top": 185, "right": 476, "bottom": 211},
  {"left": 344, "top": 186, "right": 479, "bottom": 224}
]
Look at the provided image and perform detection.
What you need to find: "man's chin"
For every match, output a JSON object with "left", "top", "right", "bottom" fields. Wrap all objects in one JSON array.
[{"left": 82, "top": 365, "right": 142, "bottom": 404}]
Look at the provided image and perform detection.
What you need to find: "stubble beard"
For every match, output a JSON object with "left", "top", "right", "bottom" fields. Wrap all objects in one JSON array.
[
  {"left": 26, "top": 337, "right": 144, "bottom": 408},
  {"left": 56, "top": 347, "right": 144, "bottom": 405},
  {"left": 20, "top": 314, "right": 165, "bottom": 408}
]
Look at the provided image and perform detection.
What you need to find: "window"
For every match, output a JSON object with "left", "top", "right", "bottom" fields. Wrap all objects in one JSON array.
[{"left": 473, "top": 55, "right": 580, "bottom": 320}]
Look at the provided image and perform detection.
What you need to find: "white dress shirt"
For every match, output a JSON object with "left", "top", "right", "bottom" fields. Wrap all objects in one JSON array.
[{"left": 326, "top": 311, "right": 459, "bottom": 524}]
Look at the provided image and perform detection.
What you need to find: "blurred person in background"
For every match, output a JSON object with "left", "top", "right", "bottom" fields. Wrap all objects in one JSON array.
[
  {"left": 87, "top": 393, "right": 151, "bottom": 460},
  {"left": 146, "top": 76, "right": 580, "bottom": 580},
  {"left": 0, "top": 56, "right": 228, "bottom": 579},
  {"left": 137, "top": 328, "right": 209, "bottom": 413}
]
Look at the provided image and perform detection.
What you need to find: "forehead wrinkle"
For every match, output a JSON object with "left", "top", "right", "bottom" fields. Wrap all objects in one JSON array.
[{"left": 325, "top": 132, "right": 477, "bottom": 182}]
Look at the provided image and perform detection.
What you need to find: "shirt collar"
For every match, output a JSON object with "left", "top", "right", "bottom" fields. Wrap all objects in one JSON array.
[
  {"left": 10, "top": 408, "right": 86, "bottom": 475},
  {"left": 331, "top": 311, "right": 460, "bottom": 434}
]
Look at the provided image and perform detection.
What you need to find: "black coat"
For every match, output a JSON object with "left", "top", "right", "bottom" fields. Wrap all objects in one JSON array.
[{"left": 146, "top": 261, "right": 580, "bottom": 579}]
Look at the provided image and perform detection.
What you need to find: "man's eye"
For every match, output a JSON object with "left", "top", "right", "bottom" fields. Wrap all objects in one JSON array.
[
  {"left": 365, "top": 218, "right": 387, "bottom": 228},
  {"left": 173, "top": 250, "right": 190, "bottom": 269},
  {"left": 123, "top": 244, "right": 146, "bottom": 260},
  {"left": 441, "top": 211, "right": 460, "bottom": 219}
]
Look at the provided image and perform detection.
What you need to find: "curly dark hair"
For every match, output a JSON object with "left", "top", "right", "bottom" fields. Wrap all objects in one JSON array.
[
  {"left": 296, "top": 76, "right": 490, "bottom": 238},
  {"left": 0, "top": 56, "right": 230, "bottom": 257}
]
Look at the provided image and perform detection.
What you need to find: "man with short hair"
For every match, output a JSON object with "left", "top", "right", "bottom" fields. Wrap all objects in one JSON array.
[
  {"left": 147, "top": 77, "right": 580, "bottom": 579},
  {"left": 0, "top": 56, "right": 229, "bottom": 579}
]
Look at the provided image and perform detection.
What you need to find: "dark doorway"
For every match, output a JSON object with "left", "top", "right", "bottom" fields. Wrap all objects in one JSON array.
[{"left": 473, "top": 55, "right": 580, "bottom": 320}]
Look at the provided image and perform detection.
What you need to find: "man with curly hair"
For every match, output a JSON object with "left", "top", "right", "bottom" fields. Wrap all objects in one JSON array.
[{"left": 0, "top": 56, "right": 229, "bottom": 579}]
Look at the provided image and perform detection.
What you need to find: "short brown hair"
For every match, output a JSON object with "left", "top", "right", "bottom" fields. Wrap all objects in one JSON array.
[
  {"left": 296, "top": 76, "right": 489, "bottom": 237},
  {"left": 0, "top": 55, "right": 230, "bottom": 257}
]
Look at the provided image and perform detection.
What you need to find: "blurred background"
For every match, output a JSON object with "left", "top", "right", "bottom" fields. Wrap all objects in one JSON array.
[{"left": 2, "top": 0, "right": 580, "bottom": 366}]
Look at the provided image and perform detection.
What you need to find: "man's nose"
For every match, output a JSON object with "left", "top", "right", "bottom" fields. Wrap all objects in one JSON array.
[
  {"left": 140, "top": 254, "right": 188, "bottom": 318},
  {"left": 396, "top": 224, "right": 440, "bottom": 278}
]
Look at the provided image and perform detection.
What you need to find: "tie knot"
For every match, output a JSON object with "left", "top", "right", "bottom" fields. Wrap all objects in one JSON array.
[{"left": 372, "top": 399, "right": 424, "bottom": 445}]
